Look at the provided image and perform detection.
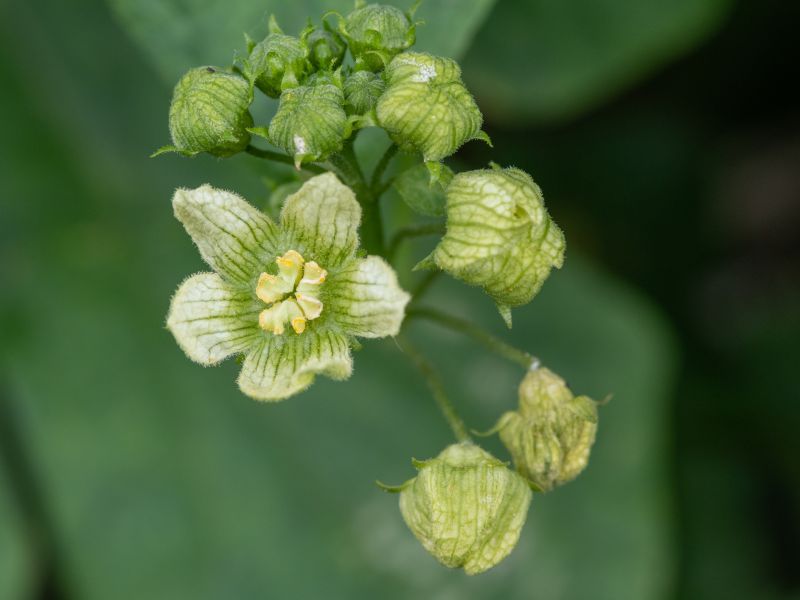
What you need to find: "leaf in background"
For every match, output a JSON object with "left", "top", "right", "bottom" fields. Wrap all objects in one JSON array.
[
  {"left": 463, "top": 0, "right": 732, "bottom": 124},
  {"left": 392, "top": 162, "right": 448, "bottom": 217},
  {"left": 108, "top": 0, "right": 496, "bottom": 83},
  {"left": 0, "top": 458, "right": 35, "bottom": 600},
  {"left": 2, "top": 0, "right": 675, "bottom": 598}
]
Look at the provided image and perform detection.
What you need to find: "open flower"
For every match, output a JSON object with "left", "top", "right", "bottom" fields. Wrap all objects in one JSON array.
[{"left": 166, "top": 173, "right": 410, "bottom": 401}]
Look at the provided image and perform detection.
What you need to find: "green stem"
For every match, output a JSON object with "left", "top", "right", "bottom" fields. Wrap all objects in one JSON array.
[
  {"left": 400, "top": 336, "right": 471, "bottom": 443},
  {"left": 330, "top": 140, "right": 386, "bottom": 257},
  {"left": 245, "top": 145, "right": 325, "bottom": 174},
  {"left": 370, "top": 143, "right": 398, "bottom": 192},
  {"left": 387, "top": 222, "right": 444, "bottom": 261},
  {"left": 406, "top": 307, "right": 538, "bottom": 369},
  {"left": 410, "top": 270, "right": 441, "bottom": 300}
]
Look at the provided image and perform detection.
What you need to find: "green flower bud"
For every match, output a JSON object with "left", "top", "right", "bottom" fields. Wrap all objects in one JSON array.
[
  {"left": 394, "top": 442, "right": 532, "bottom": 575},
  {"left": 256, "top": 82, "right": 348, "bottom": 168},
  {"left": 495, "top": 367, "right": 598, "bottom": 492},
  {"left": 156, "top": 66, "right": 253, "bottom": 158},
  {"left": 376, "top": 52, "right": 486, "bottom": 162},
  {"left": 302, "top": 23, "right": 346, "bottom": 70},
  {"left": 339, "top": 2, "right": 416, "bottom": 71},
  {"left": 343, "top": 71, "right": 385, "bottom": 115},
  {"left": 423, "top": 167, "right": 565, "bottom": 320},
  {"left": 243, "top": 18, "right": 310, "bottom": 98}
]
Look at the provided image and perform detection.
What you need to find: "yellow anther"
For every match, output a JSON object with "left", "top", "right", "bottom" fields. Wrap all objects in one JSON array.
[
  {"left": 291, "top": 316, "right": 307, "bottom": 334},
  {"left": 256, "top": 250, "right": 326, "bottom": 336}
]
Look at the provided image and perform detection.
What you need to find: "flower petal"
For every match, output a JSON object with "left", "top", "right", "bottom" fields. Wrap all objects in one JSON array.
[
  {"left": 326, "top": 256, "right": 410, "bottom": 338},
  {"left": 173, "top": 185, "right": 279, "bottom": 286},
  {"left": 280, "top": 173, "right": 361, "bottom": 267},
  {"left": 167, "top": 273, "right": 262, "bottom": 365},
  {"left": 237, "top": 330, "right": 353, "bottom": 401}
]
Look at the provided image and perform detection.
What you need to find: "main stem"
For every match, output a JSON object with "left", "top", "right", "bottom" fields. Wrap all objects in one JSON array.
[
  {"left": 329, "top": 141, "right": 385, "bottom": 257},
  {"left": 401, "top": 336, "right": 471, "bottom": 443},
  {"left": 406, "top": 307, "right": 539, "bottom": 369}
]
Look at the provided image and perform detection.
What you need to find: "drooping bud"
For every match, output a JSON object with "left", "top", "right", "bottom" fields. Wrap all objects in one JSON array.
[
  {"left": 390, "top": 442, "right": 532, "bottom": 575},
  {"left": 302, "top": 22, "right": 346, "bottom": 70},
  {"left": 156, "top": 66, "right": 253, "bottom": 158},
  {"left": 376, "top": 52, "right": 487, "bottom": 162},
  {"left": 339, "top": 3, "right": 416, "bottom": 71},
  {"left": 253, "top": 82, "right": 348, "bottom": 168},
  {"left": 243, "top": 19, "right": 310, "bottom": 98},
  {"left": 343, "top": 71, "right": 385, "bottom": 115},
  {"left": 495, "top": 367, "right": 598, "bottom": 492},
  {"left": 421, "top": 167, "right": 565, "bottom": 321}
]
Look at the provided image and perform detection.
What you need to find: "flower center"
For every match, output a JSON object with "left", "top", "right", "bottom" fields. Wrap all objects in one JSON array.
[{"left": 256, "top": 250, "right": 327, "bottom": 335}]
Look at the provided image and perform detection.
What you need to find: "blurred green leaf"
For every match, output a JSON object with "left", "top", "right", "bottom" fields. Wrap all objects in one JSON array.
[
  {"left": 108, "top": 0, "right": 496, "bottom": 83},
  {"left": 463, "top": 0, "right": 732, "bottom": 123},
  {"left": 0, "top": 459, "right": 35, "bottom": 600},
  {"left": 392, "top": 162, "right": 448, "bottom": 217},
  {"left": 1, "top": 0, "right": 676, "bottom": 597}
]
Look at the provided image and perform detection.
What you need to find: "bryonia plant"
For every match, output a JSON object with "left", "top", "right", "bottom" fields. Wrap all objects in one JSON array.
[{"left": 155, "top": 0, "right": 602, "bottom": 575}]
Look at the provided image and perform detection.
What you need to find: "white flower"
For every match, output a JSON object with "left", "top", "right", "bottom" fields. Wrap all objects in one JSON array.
[{"left": 166, "top": 173, "right": 410, "bottom": 401}]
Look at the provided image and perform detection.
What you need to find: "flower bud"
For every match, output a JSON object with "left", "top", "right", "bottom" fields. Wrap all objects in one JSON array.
[
  {"left": 258, "top": 82, "right": 348, "bottom": 168},
  {"left": 303, "top": 23, "right": 346, "bottom": 70},
  {"left": 422, "top": 167, "right": 565, "bottom": 318},
  {"left": 343, "top": 71, "right": 385, "bottom": 115},
  {"left": 159, "top": 66, "right": 253, "bottom": 158},
  {"left": 376, "top": 52, "right": 486, "bottom": 162},
  {"left": 243, "top": 19, "right": 310, "bottom": 98},
  {"left": 339, "top": 3, "right": 416, "bottom": 71},
  {"left": 395, "top": 442, "right": 532, "bottom": 575},
  {"left": 495, "top": 367, "right": 598, "bottom": 492}
]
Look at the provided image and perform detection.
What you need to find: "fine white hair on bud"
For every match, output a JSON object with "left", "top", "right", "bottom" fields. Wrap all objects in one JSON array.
[
  {"left": 258, "top": 83, "right": 348, "bottom": 168},
  {"left": 242, "top": 27, "right": 310, "bottom": 98},
  {"left": 390, "top": 443, "right": 532, "bottom": 575},
  {"left": 339, "top": 3, "right": 416, "bottom": 71},
  {"left": 156, "top": 67, "right": 254, "bottom": 158},
  {"left": 494, "top": 367, "right": 598, "bottom": 492},
  {"left": 376, "top": 52, "right": 487, "bottom": 162},
  {"left": 422, "top": 166, "right": 565, "bottom": 323}
]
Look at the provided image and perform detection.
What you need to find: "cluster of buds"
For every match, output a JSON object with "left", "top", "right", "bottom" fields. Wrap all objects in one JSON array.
[
  {"left": 154, "top": 2, "right": 488, "bottom": 169},
  {"left": 157, "top": 1, "right": 602, "bottom": 579}
]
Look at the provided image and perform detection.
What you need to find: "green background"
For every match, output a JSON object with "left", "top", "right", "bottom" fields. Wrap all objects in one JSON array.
[{"left": 1, "top": 0, "right": 798, "bottom": 598}]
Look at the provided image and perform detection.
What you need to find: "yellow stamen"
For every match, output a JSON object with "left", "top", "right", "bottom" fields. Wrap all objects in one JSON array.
[{"left": 291, "top": 316, "right": 307, "bottom": 334}]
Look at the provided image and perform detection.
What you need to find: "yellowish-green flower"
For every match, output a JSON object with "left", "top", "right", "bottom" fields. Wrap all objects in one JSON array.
[
  {"left": 494, "top": 367, "right": 598, "bottom": 492},
  {"left": 390, "top": 442, "right": 532, "bottom": 575},
  {"left": 422, "top": 166, "right": 565, "bottom": 325},
  {"left": 155, "top": 66, "right": 253, "bottom": 158},
  {"left": 166, "top": 173, "right": 410, "bottom": 401},
  {"left": 376, "top": 52, "right": 486, "bottom": 162}
]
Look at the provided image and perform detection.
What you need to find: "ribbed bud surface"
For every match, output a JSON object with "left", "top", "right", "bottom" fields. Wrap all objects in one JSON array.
[
  {"left": 268, "top": 84, "right": 348, "bottom": 167},
  {"left": 376, "top": 52, "right": 483, "bottom": 162},
  {"left": 399, "top": 443, "right": 532, "bottom": 575},
  {"left": 497, "top": 368, "right": 598, "bottom": 491},
  {"left": 342, "top": 3, "right": 415, "bottom": 71},
  {"left": 429, "top": 167, "right": 565, "bottom": 308},
  {"left": 168, "top": 67, "right": 253, "bottom": 157}
]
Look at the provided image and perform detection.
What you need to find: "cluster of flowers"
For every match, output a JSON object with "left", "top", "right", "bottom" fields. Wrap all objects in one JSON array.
[{"left": 156, "top": 1, "right": 600, "bottom": 576}]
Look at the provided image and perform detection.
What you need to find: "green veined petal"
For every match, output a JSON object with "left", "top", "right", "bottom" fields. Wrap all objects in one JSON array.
[
  {"left": 280, "top": 173, "right": 361, "bottom": 267},
  {"left": 172, "top": 185, "right": 279, "bottom": 286},
  {"left": 237, "top": 329, "right": 353, "bottom": 401},
  {"left": 325, "top": 256, "right": 410, "bottom": 338},
  {"left": 166, "top": 273, "right": 261, "bottom": 365}
]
